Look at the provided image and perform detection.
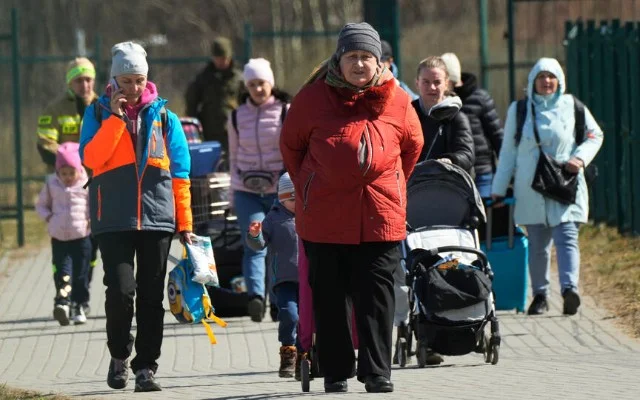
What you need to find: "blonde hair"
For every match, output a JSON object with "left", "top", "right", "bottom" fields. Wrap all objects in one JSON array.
[{"left": 416, "top": 56, "right": 449, "bottom": 79}]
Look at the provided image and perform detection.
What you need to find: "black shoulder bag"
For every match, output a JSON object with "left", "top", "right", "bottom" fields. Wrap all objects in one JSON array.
[{"left": 530, "top": 103, "right": 579, "bottom": 205}]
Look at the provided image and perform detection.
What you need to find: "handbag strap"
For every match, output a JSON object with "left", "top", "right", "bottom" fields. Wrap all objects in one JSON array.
[{"left": 530, "top": 102, "right": 542, "bottom": 146}]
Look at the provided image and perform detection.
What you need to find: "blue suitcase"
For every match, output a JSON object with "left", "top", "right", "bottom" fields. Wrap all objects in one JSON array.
[
  {"left": 189, "top": 141, "right": 222, "bottom": 178},
  {"left": 480, "top": 200, "right": 529, "bottom": 313}
]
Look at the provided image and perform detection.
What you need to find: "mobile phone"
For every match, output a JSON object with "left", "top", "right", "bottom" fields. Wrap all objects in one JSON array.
[{"left": 109, "top": 78, "right": 119, "bottom": 91}]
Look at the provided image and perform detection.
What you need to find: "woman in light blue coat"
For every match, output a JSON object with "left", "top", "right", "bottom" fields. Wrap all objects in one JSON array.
[{"left": 491, "top": 57, "right": 603, "bottom": 316}]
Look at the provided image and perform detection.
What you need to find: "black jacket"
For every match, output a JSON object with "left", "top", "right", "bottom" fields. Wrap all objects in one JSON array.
[
  {"left": 454, "top": 73, "right": 504, "bottom": 175},
  {"left": 411, "top": 99, "right": 475, "bottom": 173}
]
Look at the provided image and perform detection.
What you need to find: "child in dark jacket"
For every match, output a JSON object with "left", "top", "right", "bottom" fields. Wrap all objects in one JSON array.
[{"left": 247, "top": 172, "right": 299, "bottom": 378}]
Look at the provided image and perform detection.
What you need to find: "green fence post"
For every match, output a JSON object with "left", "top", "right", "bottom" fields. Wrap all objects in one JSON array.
[
  {"left": 391, "top": 0, "right": 401, "bottom": 80},
  {"left": 94, "top": 34, "right": 102, "bottom": 88},
  {"left": 507, "top": 0, "right": 516, "bottom": 102},
  {"left": 616, "top": 22, "right": 633, "bottom": 234},
  {"left": 583, "top": 20, "right": 597, "bottom": 216},
  {"left": 588, "top": 21, "right": 607, "bottom": 223},
  {"left": 11, "top": 8, "right": 24, "bottom": 247},
  {"left": 243, "top": 22, "right": 253, "bottom": 64},
  {"left": 628, "top": 23, "right": 640, "bottom": 235},
  {"left": 575, "top": 21, "right": 586, "bottom": 100},
  {"left": 603, "top": 20, "right": 620, "bottom": 227},
  {"left": 479, "top": 0, "right": 489, "bottom": 88}
]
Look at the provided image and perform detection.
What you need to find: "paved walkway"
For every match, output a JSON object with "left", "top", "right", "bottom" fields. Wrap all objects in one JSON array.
[{"left": 0, "top": 241, "right": 639, "bottom": 399}]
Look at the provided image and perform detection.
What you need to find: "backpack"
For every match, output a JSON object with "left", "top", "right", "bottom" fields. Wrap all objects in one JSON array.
[
  {"left": 167, "top": 254, "right": 227, "bottom": 344},
  {"left": 231, "top": 102, "right": 288, "bottom": 134},
  {"left": 514, "top": 95, "right": 598, "bottom": 184}
]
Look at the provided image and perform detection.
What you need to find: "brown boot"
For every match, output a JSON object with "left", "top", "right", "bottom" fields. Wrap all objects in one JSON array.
[{"left": 279, "top": 346, "right": 297, "bottom": 378}]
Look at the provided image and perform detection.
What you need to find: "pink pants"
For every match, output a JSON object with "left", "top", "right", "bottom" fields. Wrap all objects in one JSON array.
[{"left": 298, "top": 240, "right": 359, "bottom": 352}]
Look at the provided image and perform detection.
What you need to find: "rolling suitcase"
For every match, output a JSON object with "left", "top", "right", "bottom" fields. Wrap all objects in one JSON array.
[{"left": 480, "top": 199, "right": 529, "bottom": 313}]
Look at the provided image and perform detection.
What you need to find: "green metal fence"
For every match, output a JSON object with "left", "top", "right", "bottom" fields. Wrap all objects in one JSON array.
[{"left": 565, "top": 19, "right": 640, "bottom": 235}]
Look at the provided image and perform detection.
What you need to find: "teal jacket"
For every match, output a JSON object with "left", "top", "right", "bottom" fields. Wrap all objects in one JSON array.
[{"left": 491, "top": 58, "right": 604, "bottom": 226}]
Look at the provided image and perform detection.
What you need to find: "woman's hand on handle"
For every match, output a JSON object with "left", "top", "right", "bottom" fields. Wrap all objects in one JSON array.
[
  {"left": 179, "top": 230, "right": 193, "bottom": 245},
  {"left": 490, "top": 194, "right": 506, "bottom": 208}
]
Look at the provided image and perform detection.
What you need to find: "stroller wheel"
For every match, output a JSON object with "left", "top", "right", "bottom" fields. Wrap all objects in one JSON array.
[
  {"left": 491, "top": 344, "right": 500, "bottom": 365},
  {"left": 301, "top": 358, "right": 311, "bottom": 392},
  {"left": 484, "top": 336, "right": 493, "bottom": 363},
  {"left": 310, "top": 346, "right": 322, "bottom": 378}
]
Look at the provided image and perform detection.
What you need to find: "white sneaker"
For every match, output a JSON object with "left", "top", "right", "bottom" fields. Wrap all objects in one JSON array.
[
  {"left": 72, "top": 304, "right": 86, "bottom": 324},
  {"left": 53, "top": 304, "right": 70, "bottom": 326}
]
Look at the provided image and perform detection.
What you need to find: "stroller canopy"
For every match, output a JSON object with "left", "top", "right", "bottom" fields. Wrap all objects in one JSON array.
[{"left": 406, "top": 160, "right": 486, "bottom": 229}]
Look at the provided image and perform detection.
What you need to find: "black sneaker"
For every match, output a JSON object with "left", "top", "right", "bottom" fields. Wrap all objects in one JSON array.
[
  {"left": 53, "top": 303, "right": 70, "bottom": 326},
  {"left": 527, "top": 294, "right": 549, "bottom": 315},
  {"left": 562, "top": 288, "right": 581, "bottom": 315},
  {"left": 247, "top": 296, "right": 264, "bottom": 323},
  {"left": 107, "top": 358, "right": 129, "bottom": 389},
  {"left": 425, "top": 349, "right": 444, "bottom": 365},
  {"left": 134, "top": 369, "right": 162, "bottom": 392},
  {"left": 324, "top": 378, "right": 348, "bottom": 393}
]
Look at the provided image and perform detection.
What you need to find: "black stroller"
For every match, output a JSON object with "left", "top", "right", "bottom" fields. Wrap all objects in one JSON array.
[{"left": 400, "top": 160, "right": 500, "bottom": 367}]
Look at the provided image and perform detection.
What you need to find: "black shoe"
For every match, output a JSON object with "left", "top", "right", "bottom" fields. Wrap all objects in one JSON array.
[
  {"left": 270, "top": 303, "right": 278, "bottom": 322},
  {"left": 364, "top": 375, "right": 394, "bottom": 393},
  {"left": 324, "top": 378, "right": 348, "bottom": 393},
  {"left": 134, "top": 369, "right": 162, "bottom": 392},
  {"left": 107, "top": 358, "right": 129, "bottom": 389},
  {"left": 426, "top": 349, "right": 444, "bottom": 365},
  {"left": 527, "top": 294, "right": 549, "bottom": 315},
  {"left": 247, "top": 296, "right": 264, "bottom": 323},
  {"left": 562, "top": 288, "right": 581, "bottom": 315}
]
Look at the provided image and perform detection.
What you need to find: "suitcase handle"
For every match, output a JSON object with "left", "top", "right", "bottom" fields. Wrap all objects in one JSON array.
[{"left": 484, "top": 197, "right": 516, "bottom": 250}]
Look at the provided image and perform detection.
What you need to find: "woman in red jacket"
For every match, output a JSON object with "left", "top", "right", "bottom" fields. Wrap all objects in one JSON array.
[{"left": 280, "top": 22, "right": 423, "bottom": 394}]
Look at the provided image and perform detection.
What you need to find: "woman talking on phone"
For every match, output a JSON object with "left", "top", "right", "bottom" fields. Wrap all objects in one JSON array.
[{"left": 80, "top": 41, "right": 192, "bottom": 393}]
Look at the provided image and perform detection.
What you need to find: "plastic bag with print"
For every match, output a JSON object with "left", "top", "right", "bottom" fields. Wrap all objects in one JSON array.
[{"left": 185, "top": 234, "right": 220, "bottom": 287}]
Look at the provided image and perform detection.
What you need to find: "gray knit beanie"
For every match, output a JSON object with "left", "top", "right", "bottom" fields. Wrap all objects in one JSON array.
[
  {"left": 335, "top": 22, "right": 382, "bottom": 61},
  {"left": 110, "top": 41, "right": 149, "bottom": 77}
]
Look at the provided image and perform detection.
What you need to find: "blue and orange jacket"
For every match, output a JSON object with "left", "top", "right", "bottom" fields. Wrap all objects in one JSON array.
[{"left": 80, "top": 95, "right": 192, "bottom": 235}]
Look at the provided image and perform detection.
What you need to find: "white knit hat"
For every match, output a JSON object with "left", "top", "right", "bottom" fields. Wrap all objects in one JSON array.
[
  {"left": 278, "top": 172, "right": 295, "bottom": 202},
  {"left": 243, "top": 58, "right": 275, "bottom": 87},
  {"left": 441, "top": 52, "right": 462, "bottom": 84},
  {"left": 110, "top": 41, "right": 149, "bottom": 77}
]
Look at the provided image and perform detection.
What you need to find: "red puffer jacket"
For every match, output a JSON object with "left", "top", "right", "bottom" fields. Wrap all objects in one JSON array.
[{"left": 280, "top": 72, "right": 423, "bottom": 244}]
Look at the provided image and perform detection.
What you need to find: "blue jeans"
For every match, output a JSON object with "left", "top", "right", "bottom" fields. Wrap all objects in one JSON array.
[
  {"left": 51, "top": 236, "right": 92, "bottom": 305},
  {"left": 234, "top": 190, "right": 278, "bottom": 298},
  {"left": 526, "top": 222, "right": 581, "bottom": 297},
  {"left": 475, "top": 172, "right": 494, "bottom": 199},
  {"left": 274, "top": 282, "right": 299, "bottom": 347}
]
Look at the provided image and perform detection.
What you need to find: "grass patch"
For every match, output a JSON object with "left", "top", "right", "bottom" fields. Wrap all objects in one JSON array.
[
  {"left": 579, "top": 223, "right": 640, "bottom": 338},
  {"left": 0, "top": 210, "right": 48, "bottom": 259},
  {"left": 0, "top": 384, "right": 72, "bottom": 400}
]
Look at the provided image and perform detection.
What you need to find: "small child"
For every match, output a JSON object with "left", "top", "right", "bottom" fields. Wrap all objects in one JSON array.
[
  {"left": 36, "top": 142, "right": 92, "bottom": 326},
  {"left": 246, "top": 172, "right": 299, "bottom": 378}
]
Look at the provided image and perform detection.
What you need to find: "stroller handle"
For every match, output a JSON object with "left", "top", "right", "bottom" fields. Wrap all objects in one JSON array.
[{"left": 428, "top": 245, "right": 488, "bottom": 266}]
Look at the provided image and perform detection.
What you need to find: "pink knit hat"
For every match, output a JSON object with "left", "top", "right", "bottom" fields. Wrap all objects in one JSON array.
[{"left": 55, "top": 142, "right": 83, "bottom": 172}]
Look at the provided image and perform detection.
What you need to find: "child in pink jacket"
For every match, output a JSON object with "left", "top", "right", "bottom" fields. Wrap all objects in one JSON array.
[{"left": 36, "top": 142, "right": 92, "bottom": 326}]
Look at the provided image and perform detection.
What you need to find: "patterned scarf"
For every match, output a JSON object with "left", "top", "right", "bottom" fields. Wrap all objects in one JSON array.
[{"left": 304, "top": 55, "right": 385, "bottom": 91}]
